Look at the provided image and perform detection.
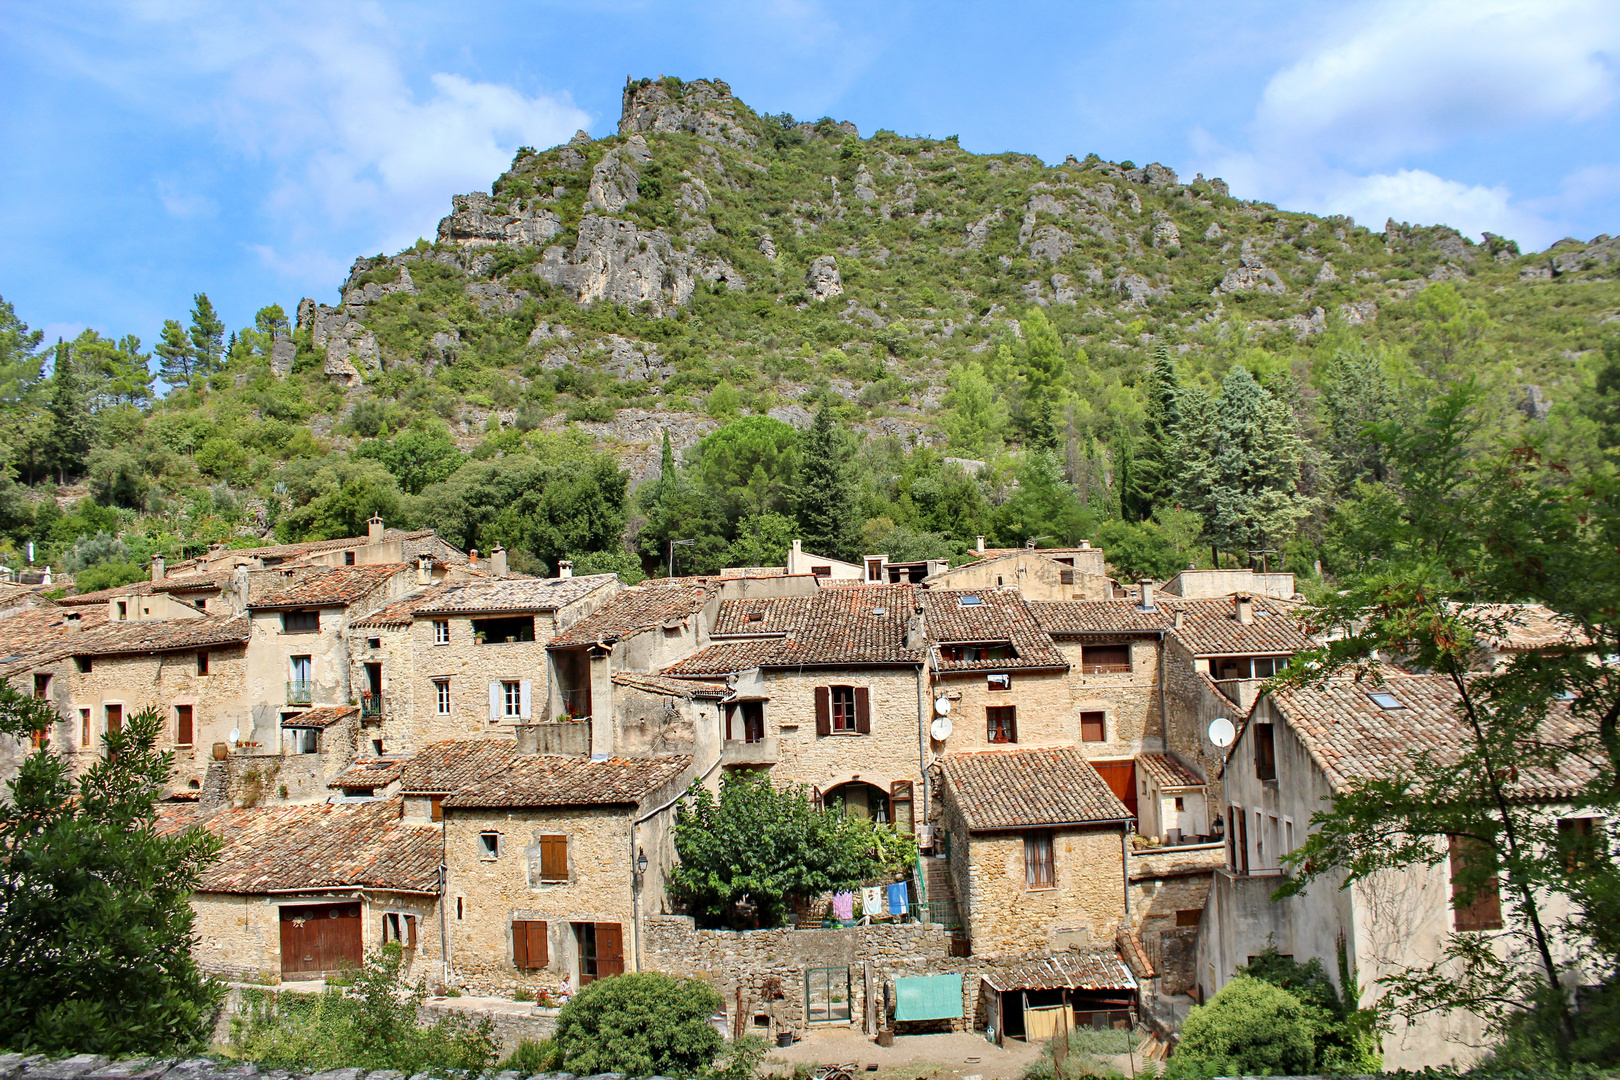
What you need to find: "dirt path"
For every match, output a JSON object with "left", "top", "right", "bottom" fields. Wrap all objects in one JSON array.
[{"left": 761, "top": 1028, "right": 1043, "bottom": 1080}]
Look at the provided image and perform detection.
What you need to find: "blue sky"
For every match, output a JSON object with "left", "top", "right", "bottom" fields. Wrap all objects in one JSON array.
[{"left": 3, "top": 0, "right": 1618, "bottom": 352}]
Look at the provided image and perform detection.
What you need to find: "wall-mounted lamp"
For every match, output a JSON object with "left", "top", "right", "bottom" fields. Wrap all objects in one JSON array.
[{"left": 636, "top": 847, "right": 649, "bottom": 875}]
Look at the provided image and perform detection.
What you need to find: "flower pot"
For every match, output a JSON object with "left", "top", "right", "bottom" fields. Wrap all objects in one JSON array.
[
  {"left": 877, "top": 1030, "right": 895, "bottom": 1047},
  {"left": 212, "top": 742, "right": 229, "bottom": 761},
  {"left": 777, "top": 1031, "right": 794, "bottom": 1048}
]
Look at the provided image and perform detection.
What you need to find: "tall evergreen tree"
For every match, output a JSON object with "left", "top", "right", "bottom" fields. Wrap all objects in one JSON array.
[
  {"left": 1128, "top": 347, "right": 1182, "bottom": 519},
  {"left": 1319, "top": 345, "right": 1399, "bottom": 491},
  {"left": 795, "top": 405, "right": 859, "bottom": 560},
  {"left": 154, "top": 319, "right": 194, "bottom": 388},
  {"left": 1014, "top": 308, "right": 1066, "bottom": 451},
  {"left": 187, "top": 293, "right": 225, "bottom": 376},
  {"left": 0, "top": 294, "right": 45, "bottom": 406},
  {"left": 45, "top": 339, "right": 93, "bottom": 484}
]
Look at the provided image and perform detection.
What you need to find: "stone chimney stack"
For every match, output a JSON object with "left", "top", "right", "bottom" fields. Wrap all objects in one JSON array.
[
  {"left": 976, "top": 536, "right": 985, "bottom": 553},
  {"left": 151, "top": 554, "right": 165, "bottom": 584},
  {"left": 513, "top": 724, "right": 541, "bottom": 755},
  {"left": 367, "top": 514, "right": 385, "bottom": 544},
  {"left": 557, "top": 559, "right": 574, "bottom": 579},
  {"left": 1173, "top": 609, "right": 1185, "bottom": 631},
  {"left": 416, "top": 553, "right": 434, "bottom": 586},
  {"left": 1235, "top": 594, "right": 1254, "bottom": 625},
  {"left": 490, "top": 545, "right": 508, "bottom": 579},
  {"left": 468, "top": 549, "right": 478, "bottom": 568},
  {"left": 1138, "top": 579, "right": 1155, "bottom": 611}
]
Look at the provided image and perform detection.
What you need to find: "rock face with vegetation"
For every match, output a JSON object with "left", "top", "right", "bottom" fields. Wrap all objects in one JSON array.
[{"left": 0, "top": 73, "right": 1617, "bottom": 587}]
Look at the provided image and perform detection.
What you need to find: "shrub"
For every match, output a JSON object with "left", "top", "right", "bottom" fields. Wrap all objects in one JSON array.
[
  {"left": 498, "top": 1037, "right": 559, "bottom": 1073},
  {"left": 1166, "top": 975, "right": 1315, "bottom": 1078},
  {"left": 552, "top": 972, "right": 724, "bottom": 1077}
]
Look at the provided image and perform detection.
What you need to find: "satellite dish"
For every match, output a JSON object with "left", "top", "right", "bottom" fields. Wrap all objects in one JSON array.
[
  {"left": 934, "top": 697, "right": 952, "bottom": 716},
  {"left": 930, "top": 716, "right": 953, "bottom": 741},
  {"left": 1207, "top": 717, "right": 1235, "bottom": 748},
  {"left": 228, "top": 726, "right": 240, "bottom": 744}
]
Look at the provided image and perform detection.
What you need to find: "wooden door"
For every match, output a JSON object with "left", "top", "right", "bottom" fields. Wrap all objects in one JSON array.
[
  {"left": 595, "top": 922, "right": 625, "bottom": 978},
  {"left": 1090, "top": 761, "right": 1138, "bottom": 819},
  {"left": 279, "top": 903, "right": 363, "bottom": 977}
]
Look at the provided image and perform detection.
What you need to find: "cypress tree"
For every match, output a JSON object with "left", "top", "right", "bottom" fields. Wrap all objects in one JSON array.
[
  {"left": 795, "top": 405, "right": 859, "bottom": 560},
  {"left": 1130, "top": 346, "right": 1181, "bottom": 518},
  {"left": 45, "top": 339, "right": 92, "bottom": 484}
]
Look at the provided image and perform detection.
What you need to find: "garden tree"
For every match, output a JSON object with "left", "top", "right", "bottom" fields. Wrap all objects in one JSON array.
[
  {"left": 1277, "top": 383, "right": 1620, "bottom": 1065},
  {"left": 1318, "top": 343, "right": 1399, "bottom": 492},
  {"left": 1126, "top": 346, "right": 1181, "bottom": 520},
  {"left": 45, "top": 339, "right": 93, "bottom": 483},
  {"left": 552, "top": 973, "right": 742, "bottom": 1078},
  {"left": 795, "top": 405, "right": 860, "bottom": 560},
  {"left": 724, "top": 510, "right": 795, "bottom": 568},
  {"left": 1166, "top": 976, "right": 1317, "bottom": 1078},
  {"left": 635, "top": 441, "right": 731, "bottom": 577},
  {"left": 1236, "top": 945, "right": 1381, "bottom": 1072},
  {"left": 154, "top": 318, "right": 195, "bottom": 388},
  {"left": 0, "top": 700, "right": 224, "bottom": 1055},
  {"left": 187, "top": 292, "right": 226, "bottom": 376},
  {"left": 1094, "top": 518, "right": 1184, "bottom": 581},
  {"left": 1587, "top": 333, "right": 1620, "bottom": 454},
  {"left": 0, "top": 294, "right": 45, "bottom": 405},
  {"left": 992, "top": 450, "right": 1096, "bottom": 547},
  {"left": 669, "top": 771, "right": 917, "bottom": 928}
]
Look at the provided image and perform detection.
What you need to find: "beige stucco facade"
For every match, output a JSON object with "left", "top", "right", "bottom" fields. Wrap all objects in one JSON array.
[{"left": 925, "top": 551, "right": 1110, "bottom": 602}]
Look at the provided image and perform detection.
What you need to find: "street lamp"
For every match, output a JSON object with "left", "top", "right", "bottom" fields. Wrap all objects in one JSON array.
[
  {"left": 668, "top": 538, "right": 696, "bottom": 579},
  {"left": 636, "top": 847, "right": 649, "bottom": 875}
]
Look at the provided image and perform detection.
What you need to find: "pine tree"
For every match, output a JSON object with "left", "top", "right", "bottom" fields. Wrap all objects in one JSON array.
[
  {"left": 1129, "top": 346, "right": 1182, "bottom": 519},
  {"left": 795, "top": 405, "right": 859, "bottom": 560},
  {"left": 154, "top": 319, "right": 194, "bottom": 388},
  {"left": 187, "top": 293, "right": 225, "bottom": 376},
  {"left": 45, "top": 339, "right": 93, "bottom": 484},
  {"left": 1015, "top": 308, "right": 1067, "bottom": 451}
]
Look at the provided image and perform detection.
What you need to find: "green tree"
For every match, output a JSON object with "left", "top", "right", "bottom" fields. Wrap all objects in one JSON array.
[
  {"left": 992, "top": 451, "right": 1096, "bottom": 547},
  {"left": 154, "top": 318, "right": 196, "bottom": 389},
  {"left": 0, "top": 701, "right": 224, "bottom": 1055},
  {"left": 669, "top": 771, "right": 916, "bottom": 928},
  {"left": 72, "top": 331, "right": 154, "bottom": 409},
  {"left": 1586, "top": 333, "right": 1620, "bottom": 455},
  {"left": 1129, "top": 346, "right": 1182, "bottom": 520},
  {"left": 1167, "top": 976, "right": 1316, "bottom": 1078},
  {"left": 694, "top": 416, "right": 799, "bottom": 530},
  {"left": 0, "top": 294, "right": 45, "bottom": 405},
  {"left": 276, "top": 457, "right": 408, "bottom": 542},
  {"left": 552, "top": 973, "right": 726, "bottom": 1077},
  {"left": 419, "top": 453, "right": 628, "bottom": 568},
  {"left": 356, "top": 427, "right": 466, "bottom": 495},
  {"left": 1319, "top": 343, "right": 1399, "bottom": 491},
  {"left": 254, "top": 303, "right": 291, "bottom": 337},
  {"left": 188, "top": 293, "right": 226, "bottom": 375},
  {"left": 942, "top": 360, "right": 1006, "bottom": 457},
  {"left": 1237, "top": 944, "right": 1381, "bottom": 1072},
  {"left": 45, "top": 339, "right": 93, "bottom": 483},
  {"left": 795, "top": 406, "right": 858, "bottom": 560},
  {"left": 1010, "top": 308, "right": 1068, "bottom": 450}
]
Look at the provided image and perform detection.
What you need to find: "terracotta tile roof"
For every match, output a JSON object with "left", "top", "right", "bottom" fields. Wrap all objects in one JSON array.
[
  {"left": 73, "top": 614, "right": 250, "bottom": 657},
  {"left": 710, "top": 595, "right": 814, "bottom": 637},
  {"left": 981, "top": 948, "right": 1138, "bottom": 992},
  {"left": 158, "top": 799, "right": 439, "bottom": 894},
  {"left": 662, "top": 640, "right": 787, "bottom": 676},
  {"left": 415, "top": 575, "right": 616, "bottom": 615},
  {"left": 328, "top": 757, "right": 408, "bottom": 790},
  {"left": 1454, "top": 602, "right": 1590, "bottom": 653},
  {"left": 210, "top": 528, "right": 450, "bottom": 564},
  {"left": 442, "top": 754, "right": 691, "bottom": 809},
  {"left": 351, "top": 585, "right": 452, "bottom": 630},
  {"left": 1260, "top": 672, "right": 1591, "bottom": 799},
  {"left": 0, "top": 608, "right": 110, "bottom": 678},
  {"left": 1137, "top": 753, "right": 1204, "bottom": 790},
  {"left": 398, "top": 738, "right": 517, "bottom": 794},
  {"left": 59, "top": 572, "right": 235, "bottom": 607},
  {"left": 964, "top": 545, "right": 1101, "bottom": 564},
  {"left": 250, "top": 564, "right": 409, "bottom": 609},
  {"left": 611, "top": 670, "right": 731, "bottom": 699},
  {"left": 549, "top": 584, "right": 711, "bottom": 647},
  {"left": 665, "top": 585, "right": 922, "bottom": 671},
  {"left": 942, "top": 747, "right": 1132, "bottom": 830},
  {"left": 922, "top": 589, "right": 1067, "bottom": 671},
  {"left": 1168, "top": 596, "right": 1313, "bottom": 656},
  {"left": 56, "top": 579, "right": 160, "bottom": 606},
  {"left": 1028, "top": 600, "right": 1173, "bottom": 635},
  {"left": 281, "top": 706, "right": 359, "bottom": 729}
]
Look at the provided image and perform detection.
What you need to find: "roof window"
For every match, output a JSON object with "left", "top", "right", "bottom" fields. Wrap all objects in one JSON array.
[
  {"left": 958, "top": 595, "right": 983, "bottom": 606},
  {"left": 1368, "top": 691, "right": 1405, "bottom": 710},
  {"left": 871, "top": 607, "right": 886, "bottom": 616}
]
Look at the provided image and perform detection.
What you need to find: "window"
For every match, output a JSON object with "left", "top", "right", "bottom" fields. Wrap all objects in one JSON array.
[
  {"left": 958, "top": 595, "right": 982, "bottom": 606},
  {"left": 987, "top": 672, "right": 1011, "bottom": 692},
  {"left": 175, "top": 705, "right": 193, "bottom": 747},
  {"left": 435, "top": 680, "right": 451, "bottom": 715},
  {"left": 116, "top": 601, "right": 127, "bottom": 620},
  {"left": 430, "top": 796, "right": 444, "bottom": 823},
  {"left": 75, "top": 656, "right": 91, "bottom": 674},
  {"left": 1285, "top": 819, "right": 1295, "bottom": 853},
  {"left": 479, "top": 832, "right": 501, "bottom": 860},
  {"left": 939, "top": 642, "right": 1013, "bottom": 662},
  {"left": 472, "top": 616, "right": 535, "bottom": 644},
  {"left": 433, "top": 619, "right": 450, "bottom": 645},
  {"left": 987, "top": 705, "right": 1017, "bottom": 744},
  {"left": 282, "top": 610, "right": 320, "bottom": 634},
  {"left": 288, "top": 727, "right": 319, "bottom": 754},
  {"left": 105, "top": 704, "right": 123, "bottom": 735},
  {"left": 79, "top": 708, "right": 90, "bottom": 746},
  {"left": 344, "top": 551, "right": 356, "bottom": 566},
  {"left": 367, "top": 637, "right": 381, "bottom": 649},
  {"left": 1024, "top": 832, "right": 1055, "bottom": 889},
  {"left": 573, "top": 922, "right": 624, "bottom": 982},
  {"left": 1255, "top": 723, "right": 1276, "bottom": 781},
  {"left": 383, "top": 912, "right": 402, "bottom": 942},
  {"left": 1080, "top": 711, "right": 1106, "bottom": 742},
  {"left": 196, "top": 651, "right": 209, "bottom": 676},
  {"left": 456, "top": 896, "right": 464, "bottom": 920},
  {"left": 810, "top": 565, "right": 831, "bottom": 577},
  {"left": 815, "top": 685, "right": 868, "bottom": 736},
  {"left": 726, "top": 700, "right": 765, "bottom": 743},
  {"left": 831, "top": 686, "right": 857, "bottom": 732},
  {"left": 745, "top": 612, "right": 764, "bottom": 624},
  {"left": 1060, "top": 568, "right": 1075, "bottom": 585},
  {"left": 538, "top": 834, "right": 568, "bottom": 882},
  {"left": 1559, "top": 817, "right": 1605, "bottom": 874},
  {"left": 1174, "top": 796, "right": 1185, "bottom": 812},
  {"left": 1368, "top": 691, "right": 1405, "bottom": 710},
  {"left": 1175, "top": 909, "right": 1202, "bottom": 928},
  {"left": 1081, "top": 644, "right": 1132, "bottom": 674},
  {"left": 1449, "top": 836, "right": 1504, "bottom": 931},
  {"left": 512, "top": 919, "right": 549, "bottom": 970},
  {"left": 32, "top": 673, "right": 50, "bottom": 699},
  {"left": 502, "top": 681, "right": 521, "bottom": 717},
  {"left": 288, "top": 656, "right": 313, "bottom": 704}
]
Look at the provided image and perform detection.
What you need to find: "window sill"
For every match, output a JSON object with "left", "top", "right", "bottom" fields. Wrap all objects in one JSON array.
[
  {"left": 1025, "top": 885, "right": 1058, "bottom": 893},
  {"left": 824, "top": 730, "right": 865, "bottom": 737}
]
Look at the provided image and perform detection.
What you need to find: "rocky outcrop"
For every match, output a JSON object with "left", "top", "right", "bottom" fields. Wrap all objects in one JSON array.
[
  {"left": 464, "top": 281, "right": 531, "bottom": 315},
  {"left": 805, "top": 255, "right": 843, "bottom": 301},
  {"left": 619, "top": 77, "right": 757, "bottom": 147},
  {"left": 1551, "top": 235, "right": 1620, "bottom": 274},
  {"left": 534, "top": 214, "right": 743, "bottom": 314},
  {"left": 1340, "top": 299, "right": 1378, "bottom": 325},
  {"left": 1218, "top": 241, "right": 1286, "bottom": 295},
  {"left": 299, "top": 298, "right": 380, "bottom": 386},
  {"left": 436, "top": 192, "right": 563, "bottom": 248},
  {"left": 343, "top": 266, "right": 417, "bottom": 306},
  {"left": 270, "top": 333, "right": 295, "bottom": 378},
  {"left": 1521, "top": 384, "right": 1552, "bottom": 421},
  {"left": 1151, "top": 214, "right": 1181, "bottom": 249},
  {"left": 966, "top": 210, "right": 1001, "bottom": 248},
  {"left": 1314, "top": 260, "right": 1338, "bottom": 284},
  {"left": 586, "top": 135, "right": 652, "bottom": 213},
  {"left": 1027, "top": 224, "right": 1076, "bottom": 265},
  {"left": 1115, "top": 271, "right": 1166, "bottom": 307}
]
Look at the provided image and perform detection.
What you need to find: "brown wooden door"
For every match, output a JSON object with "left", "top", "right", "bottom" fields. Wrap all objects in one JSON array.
[
  {"left": 1090, "top": 761, "right": 1138, "bottom": 819},
  {"left": 595, "top": 922, "right": 624, "bottom": 978},
  {"left": 279, "top": 903, "right": 363, "bottom": 977}
]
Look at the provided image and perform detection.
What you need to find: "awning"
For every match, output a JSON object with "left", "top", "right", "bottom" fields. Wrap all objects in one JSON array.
[{"left": 894, "top": 974, "right": 963, "bottom": 1021}]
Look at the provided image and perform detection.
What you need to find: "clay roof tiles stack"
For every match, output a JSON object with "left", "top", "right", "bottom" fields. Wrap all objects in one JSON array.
[
  {"left": 922, "top": 588, "right": 1067, "bottom": 671},
  {"left": 1136, "top": 753, "right": 1205, "bottom": 791},
  {"left": 398, "top": 739, "right": 517, "bottom": 794}
]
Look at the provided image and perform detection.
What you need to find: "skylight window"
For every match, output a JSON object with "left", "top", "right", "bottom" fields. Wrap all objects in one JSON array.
[
  {"left": 872, "top": 607, "right": 886, "bottom": 616},
  {"left": 1368, "top": 692, "right": 1405, "bottom": 710},
  {"left": 959, "top": 595, "right": 983, "bottom": 606}
]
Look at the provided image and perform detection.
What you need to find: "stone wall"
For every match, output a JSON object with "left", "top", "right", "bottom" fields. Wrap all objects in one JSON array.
[
  {"left": 1048, "top": 638, "right": 1163, "bottom": 755},
  {"left": 930, "top": 667, "right": 1070, "bottom": 751},
  {"left": 348, "top": 621, "right": 415, "bottom": 757},
  {"left": 955, "top": 823, "right": 1127, "bottom": 957},
  {"left": 927, "top": 552, "right": 1109, "bottom": 601},
  {"left": 752, "top": 666, "right": 925, "bottom": 795},
  {"left": 1127, "top": 843, "right": 1224, "bottom": 996},
  {"left": 1162, "top": 636, "right": 1235, "bottom": 812},
  {"left": 192, "top": 889, "right": 441, "bottom": 986}
]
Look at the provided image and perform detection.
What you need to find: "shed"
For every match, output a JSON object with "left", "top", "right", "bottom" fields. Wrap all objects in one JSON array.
[{"left": 980, "top": 949, "right": 1138, "bottom": 1044}]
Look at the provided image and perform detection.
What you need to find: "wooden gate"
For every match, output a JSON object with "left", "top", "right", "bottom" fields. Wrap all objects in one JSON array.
[
  {"left": 1090, "top": 761, "right": 1138, "bottom": 819},
  {"left": 279, "top": 903, "right": 363, "bottom": 977}
]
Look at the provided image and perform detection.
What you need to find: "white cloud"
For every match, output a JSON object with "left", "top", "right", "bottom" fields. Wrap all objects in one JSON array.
[{"left": 155, "top": 178, "right": 217, "bottom": 220}]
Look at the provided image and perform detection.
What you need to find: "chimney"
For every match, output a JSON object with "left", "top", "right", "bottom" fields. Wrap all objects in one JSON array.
[
  {"left": 513, "top": 724, "right": 541, "bottom": 755},
  {"left": 1173, "top": 609, "right": 1185, "bottom": 631},
  {"left": 1138, "top": 579, "right": 1155, "bottom": 611},
  {"left": 468, "top": 548, "right": 478, "bottom": 567},
  {"left": 367, "top": 514, "right": 385, "bottom": 544},
  {"left": 151, "top": 554, "right": 165, "bottom": 583},
  {"left": 1235, "top": 594, "right": 1254, "bottom": 625},
  {"left": 976, "top": 536, "right": 985, "bottom": 553},
  {"left": 558, "top": 559, "right": 573, "bottom": 579},
  {"left": 416, "top": 553, "right": 434, "bottom": 585},
  {"left": 1080, "top": 540, "right": 1090, "bottom": 549},
  {"left": 490, "top": 545, "right": 508, "bottom": 579}
]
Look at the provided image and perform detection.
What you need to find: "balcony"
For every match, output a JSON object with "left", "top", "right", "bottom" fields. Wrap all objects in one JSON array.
[
  {"left": 721, "top": 737, "right": 778, "bottom": 766},
  {"left": 558, "top": 688, "right": 590, "bottom": 721},
  {"left": 359, "top": 692, "right": 383, "bottom": 718},
  {"left": 286, "top": 680, "right": 313, "bottom": 706}
]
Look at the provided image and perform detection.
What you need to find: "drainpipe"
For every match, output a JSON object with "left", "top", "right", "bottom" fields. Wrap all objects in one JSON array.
[
  {"left": 629, "top": 734, "right": 725, "bottom": 973},
  {"left": 1121, "top": 826, "right": 1132, "bottom": 920},
  {"left": 440, "top": 809, "right": 451, "bottom": 988},
  {"left": 1155, "top": 629, "right": 1169, "bottom": 752}
]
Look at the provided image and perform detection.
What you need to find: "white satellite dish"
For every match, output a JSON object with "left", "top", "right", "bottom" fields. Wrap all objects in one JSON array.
[
  {"left": 1207, "top": 717, "right": 1235, "bottom": 748},
  {"left": 934, "top": 697, "right": 952, "bottom": 716},
  {"left": 930, "top": 716, "right": 953, "bottom": 741}
]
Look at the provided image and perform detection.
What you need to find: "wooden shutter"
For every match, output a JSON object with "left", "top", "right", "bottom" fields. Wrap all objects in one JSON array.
[
  {"left": 814, "top": 686, "right": 831, "bottom": 736},
  {"left": 519, "top": 680, "right": 532, "bottom": 719},
  {"left": 430, "top": 796, "right": 444, "bottom": 823},
  {"left": 854, "top": 687, "right": 871, "bottom": 734},
  {"left": 1080, "top": 711, "right": 1106, "bottom": 742},
  {"left": 540, "top": 835, "right": 568, "bottom": 882},
  {"left": 405, "top": 914, "right": 418, "bottom": 948},
  {"left": 175, "top": 705, "right": 193, "bottom": 746},
  {"left": 512, "top": 920, "right": 529, "bottom": 969},
  {"left": 488, "top": 682, "right": 500, "bottom": 722},
  {"left": 1449, "top": 837, "right": 1504, "bottom": 930},
  {"left": 595, "top": 922, "right": 624, "bottom": 977},
  {"left": 724, "top": 703, "right": 734, "bottom": 741},
  {"left": 527, "top": 920, "right": 548, "bottom": 967}
]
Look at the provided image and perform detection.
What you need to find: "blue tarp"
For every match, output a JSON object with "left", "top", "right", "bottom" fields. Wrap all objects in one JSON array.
[{"left": 893, "top": 974, "right": 963, "bottom": 1021}]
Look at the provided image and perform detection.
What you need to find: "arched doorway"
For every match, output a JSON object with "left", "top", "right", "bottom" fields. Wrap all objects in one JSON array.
[{"left": 824, "top": 781, "right": 890, "bottom": 823}]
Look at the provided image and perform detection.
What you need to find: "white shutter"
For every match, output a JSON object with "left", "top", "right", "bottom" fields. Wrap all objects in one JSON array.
[
  {"left": 488, "top": 682, "right": 499, "bottom": 722},
  {"left": 519, "top": 680, "right": 532, "bottom": 719}
]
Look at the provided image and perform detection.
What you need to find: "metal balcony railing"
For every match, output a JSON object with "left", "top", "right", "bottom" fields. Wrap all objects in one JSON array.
[
  {"left": 286, "top": 680, "right": 313, "bottom": 706},
  {"left": 909, "top": 898, "right": 962, "bottom": 929},
  {"left": 359, "top": 693, "right": 383, "bottom": 717}
]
